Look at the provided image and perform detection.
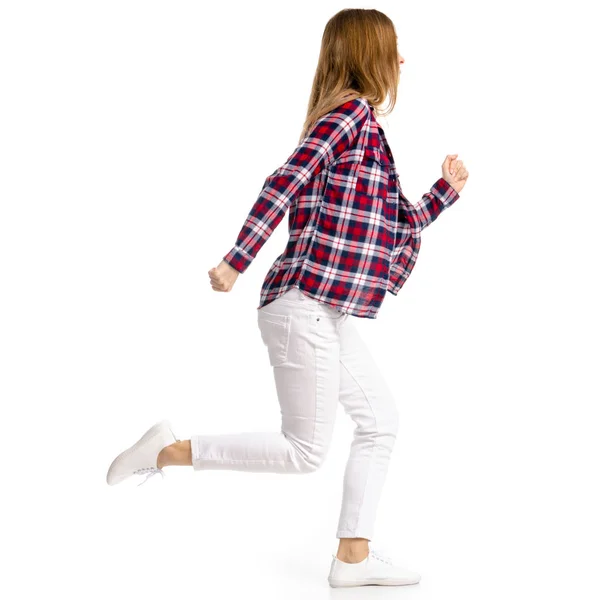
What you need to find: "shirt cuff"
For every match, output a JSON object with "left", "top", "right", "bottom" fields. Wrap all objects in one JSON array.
[
  {"left": 431, "top": 177, "right": 460, "bottom": 208},
  {"left": 223, "top": 245, "right": 251, "bottom": 274}
]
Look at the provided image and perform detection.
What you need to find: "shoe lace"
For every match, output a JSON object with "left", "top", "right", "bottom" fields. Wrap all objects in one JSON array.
[
  {"left": 133, "top": 466, "right": 165, "bottom": 486},
  {"left": 371, "top": 549, "right": 393, "bottom": 565}
]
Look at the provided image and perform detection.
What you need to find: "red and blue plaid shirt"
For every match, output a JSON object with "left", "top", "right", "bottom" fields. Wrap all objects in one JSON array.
[{"left": 223, "top": 96, "right": 460, "bottom": 318}]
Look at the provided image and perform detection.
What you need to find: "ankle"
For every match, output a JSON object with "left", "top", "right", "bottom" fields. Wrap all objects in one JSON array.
[
  {"left": 336, "top": 550, "right": 369, "bottom": 563},
  {"left": 157, "top": 440, "right": 191, "bottom": 468},
  {"left": 336, "top": 538, "right": 370, "bottom": 563}
]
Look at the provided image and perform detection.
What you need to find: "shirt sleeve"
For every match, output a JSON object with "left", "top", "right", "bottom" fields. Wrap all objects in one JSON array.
[
  {"left": 407, "top": 177, "right": 460, "bottom": 232},
  {"left": 222, "top": 97, "right": 369, "bottom": 273}
]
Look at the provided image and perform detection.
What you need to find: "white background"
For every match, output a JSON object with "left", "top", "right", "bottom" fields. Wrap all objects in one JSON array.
[{"left": 1, "top": 1, "right": 599, "bottom": 598}]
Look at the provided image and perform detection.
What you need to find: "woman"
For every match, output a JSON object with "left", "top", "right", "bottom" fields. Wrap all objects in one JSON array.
[{"left": 106, "top": 8, "right": 469, "bottom": 588}]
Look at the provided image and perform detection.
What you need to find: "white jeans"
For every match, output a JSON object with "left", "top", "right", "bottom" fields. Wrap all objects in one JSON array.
[{"left": 191, "top": 286, "right": 399, "bottom": 540}]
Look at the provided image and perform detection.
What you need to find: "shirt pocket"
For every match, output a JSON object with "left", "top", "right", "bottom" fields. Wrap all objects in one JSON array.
[
  {"left": 324, "top": 149, "right": 361, "bottom": 205},
  {"left": 257, "top": 310, "right": 292, "bottom": 367},
  {"left": 356, "top": 146, "right": 390, "bottom": 201},
  {"left": 360, "top": 147, "right": 397, "bottom": 252}
]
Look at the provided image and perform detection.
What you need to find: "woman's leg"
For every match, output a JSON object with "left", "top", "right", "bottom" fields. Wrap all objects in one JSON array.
[
  {"left": 158, "top": 289, "right": 344, "bottom": 475},
  {"left": 334, "top": 317, "right": 400, "bottom": 560}
]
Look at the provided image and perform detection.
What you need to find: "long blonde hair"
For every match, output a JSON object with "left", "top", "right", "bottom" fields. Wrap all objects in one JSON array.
[{"left": 298, "top": 8, "right": 399, "bottom": 143}]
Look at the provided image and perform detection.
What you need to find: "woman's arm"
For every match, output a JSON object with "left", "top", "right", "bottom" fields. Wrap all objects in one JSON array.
[
  {"left": 222, "top": 97, "right": 369, "bottom": 274},
  {"left": 404, "top": 154, "right": 468, "bottom": 232},
  {"left": 408, "top": 177, "right": 460, "bottom": 232}
]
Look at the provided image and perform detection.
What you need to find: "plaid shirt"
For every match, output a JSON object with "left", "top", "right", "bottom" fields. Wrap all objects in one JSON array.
[{"left": 223, "top": 96, "right": 460, "bottom": 318}]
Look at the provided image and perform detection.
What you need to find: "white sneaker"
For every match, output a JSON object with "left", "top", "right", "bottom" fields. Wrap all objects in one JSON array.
[
  {"left": 106, "top": 419, "right": 179, "bottom": 486},
  {"left": 328, "top": 548, "right": 421, "bottom": 587}
]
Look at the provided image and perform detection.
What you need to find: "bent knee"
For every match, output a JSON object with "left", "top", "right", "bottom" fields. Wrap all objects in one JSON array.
[{"left": 295, "top": 449, "right": 327, "bottom": 473}]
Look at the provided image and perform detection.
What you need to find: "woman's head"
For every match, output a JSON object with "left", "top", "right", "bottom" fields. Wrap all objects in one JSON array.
[{"left": 300, "top": 8, "right": 403, "bottom": 141}]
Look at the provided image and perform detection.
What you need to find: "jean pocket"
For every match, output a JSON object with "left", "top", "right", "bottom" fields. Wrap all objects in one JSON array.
[{"left": 257, "top": 310, "right": 292, "bottom": 367}]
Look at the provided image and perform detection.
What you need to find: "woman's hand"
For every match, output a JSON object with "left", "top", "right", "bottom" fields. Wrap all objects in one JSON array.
[
  {"left": 442, "top": 154, "right": 469, "bottom": 194},
  {"left": 208, "top": 260, "right": 240, "bottom": 292}
]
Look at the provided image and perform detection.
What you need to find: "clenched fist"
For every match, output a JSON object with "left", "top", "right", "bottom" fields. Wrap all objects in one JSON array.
[
  {"left": 442, "top": 154, "right": 469, "bottom": 194},
  {"left": 208, "top": 260, "right": 240, "bottom": 292}
]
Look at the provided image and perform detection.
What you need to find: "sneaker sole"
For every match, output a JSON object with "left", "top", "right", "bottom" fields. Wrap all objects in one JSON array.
[{"left": 328, "top": 577, "right": 420, "bottom": 587}]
